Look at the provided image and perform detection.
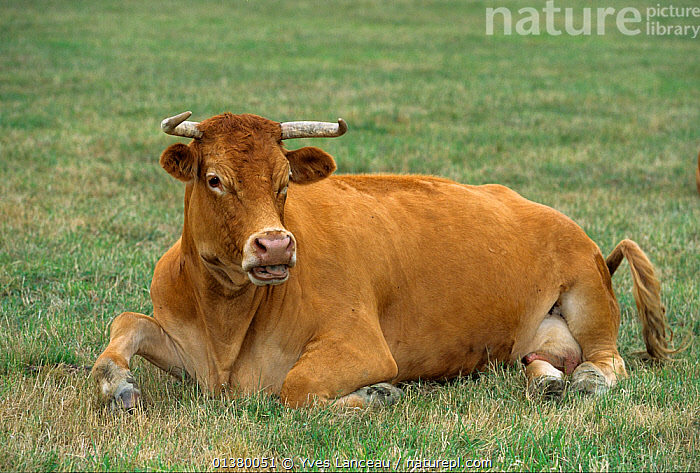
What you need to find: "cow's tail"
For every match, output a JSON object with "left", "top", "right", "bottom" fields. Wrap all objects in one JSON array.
[{"left": 605, "top": 239, "right": 688, "bottom": 361}]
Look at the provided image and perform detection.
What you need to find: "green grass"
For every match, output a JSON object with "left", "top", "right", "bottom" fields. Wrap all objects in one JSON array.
[{"left": 1, "top": 0, "right": 699, "bottom": 470}]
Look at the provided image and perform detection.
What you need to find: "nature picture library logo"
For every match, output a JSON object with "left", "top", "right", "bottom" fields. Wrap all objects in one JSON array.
[{"left": 485, "top": 1, "right": 700, "bottom": 38}]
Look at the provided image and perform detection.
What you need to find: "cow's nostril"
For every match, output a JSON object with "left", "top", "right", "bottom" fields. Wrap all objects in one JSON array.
[
  {"left": 278, "top": 236, "right": 291, "bottom": 248},
  {"left": 253, "top": 238, "right": 268, "bottom": 255}
]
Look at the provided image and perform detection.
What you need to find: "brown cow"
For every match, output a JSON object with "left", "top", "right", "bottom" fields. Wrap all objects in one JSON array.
[{"left": 92, "top": 111, "right": 679, "bottom": 409}]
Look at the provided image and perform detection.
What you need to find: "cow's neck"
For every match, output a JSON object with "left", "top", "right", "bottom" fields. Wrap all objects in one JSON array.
[{"left": 179, "top": 189, "right": 277, "bottom": 385}]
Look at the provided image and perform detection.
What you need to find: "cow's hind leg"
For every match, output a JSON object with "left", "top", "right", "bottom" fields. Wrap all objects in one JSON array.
[
  {"left": 560, "top": 256, "right": 628, "bottom": 394},
  {"left": 91, "top": 312, "right": 186, "bottom": 410},
  {"left": 523, "top": 310, "right": 582, "bottom": 396}
]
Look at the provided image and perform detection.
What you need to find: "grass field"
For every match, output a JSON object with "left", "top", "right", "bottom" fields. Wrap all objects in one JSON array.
[{"left": 1, "top": 0, "right": 699, "bottom": 471}]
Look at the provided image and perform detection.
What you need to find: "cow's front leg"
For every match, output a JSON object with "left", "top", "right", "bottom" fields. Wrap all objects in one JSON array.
[
  {"left": 280, "top": 334, "right": 399, "bottom": 408},
  {"left": 91, "top": 312, "right": 186, "bottom": 410},
  {"left": 334, "top": 382, "right": 403, "bottom": 408}
]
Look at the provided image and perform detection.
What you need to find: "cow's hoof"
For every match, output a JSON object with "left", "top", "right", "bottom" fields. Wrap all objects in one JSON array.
[
  {"left": 528, "top": 375, "right": 566, "bottom": 398},
  {"left": 112, "top": 376, "right": 142, "bottom": 411},
  {"left": 91, "top": 359, "right": 142, "bottom": 411},
  {"left": 345, "top": 382, "right": 403, "bottom": 407},
  {"left": 571, "top": 362, "right": 609, "bottom": 395}
]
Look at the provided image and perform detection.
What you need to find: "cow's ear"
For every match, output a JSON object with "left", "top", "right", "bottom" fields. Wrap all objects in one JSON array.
[
  {"left": 285, "top": 146, "right": 337, "bottom": 184},
  {"left": 160, "top": 143, "right": 196, "bottom": 182}
]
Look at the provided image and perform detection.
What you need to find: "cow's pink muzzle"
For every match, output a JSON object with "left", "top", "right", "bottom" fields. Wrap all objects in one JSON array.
[{"left": 244, "top": 231, "right": 296, "bottom": 285}]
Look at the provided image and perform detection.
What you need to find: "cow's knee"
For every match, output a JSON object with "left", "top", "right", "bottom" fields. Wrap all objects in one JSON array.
[{"left": 92, "top": 311, "right": 186, "bottom": 410}]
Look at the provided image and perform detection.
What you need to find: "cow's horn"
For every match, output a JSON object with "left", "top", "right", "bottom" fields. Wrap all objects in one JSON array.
[
  {"left": 280, "top": 118, "right": 347, "bottom": 140},
  {"left": 161, "top": 111, "right": 203, "bottom": 139}
]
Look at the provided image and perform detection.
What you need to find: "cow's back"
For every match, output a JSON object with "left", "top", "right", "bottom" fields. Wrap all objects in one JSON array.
[{"left": 285, "top": 175, "right": 598, "bottom": 381}]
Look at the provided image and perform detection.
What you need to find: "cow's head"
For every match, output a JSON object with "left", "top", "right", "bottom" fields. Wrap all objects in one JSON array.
[{"left": 159, "top": 111, "right": 345, "bottom": 289}]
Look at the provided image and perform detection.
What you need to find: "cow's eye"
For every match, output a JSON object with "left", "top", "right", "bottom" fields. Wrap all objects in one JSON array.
[{"left": 207, "top": 176, "right": 221, "bottom": 189}]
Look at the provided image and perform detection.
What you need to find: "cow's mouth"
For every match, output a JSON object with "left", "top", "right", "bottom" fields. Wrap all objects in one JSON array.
[{"left": 249, "top": 265, "right": 290, "bottom": 284}]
